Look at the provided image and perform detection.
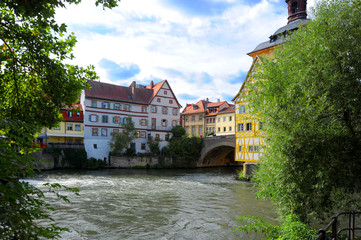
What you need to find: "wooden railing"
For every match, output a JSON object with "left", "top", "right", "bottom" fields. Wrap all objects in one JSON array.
[{"left": 315, "top": 211, "right": 361, "bottom": 240}]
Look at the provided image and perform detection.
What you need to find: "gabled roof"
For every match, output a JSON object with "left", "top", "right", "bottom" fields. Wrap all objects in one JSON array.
[
  {"left": 207, "top": 101, "right": 227, "bottom": 108},
  {"left": 181, "top": 100, "right": 208, "bottom": 115},
  {"left": 86, "top": 80, "right": 153, "bottom": 104},
  {"left": 146, "top": 80, "right": 182, "bottom": 108},
  {"left": 218, "top": 105, "right": 235, "bottom": 114}
]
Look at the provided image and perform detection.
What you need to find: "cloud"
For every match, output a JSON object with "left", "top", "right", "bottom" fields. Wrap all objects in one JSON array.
[
  {"left": 163, "top": 0, "right": 236, "bottom": 16},
  {"left": 99, "top": 59, "right": 140, "bottom": 80}
]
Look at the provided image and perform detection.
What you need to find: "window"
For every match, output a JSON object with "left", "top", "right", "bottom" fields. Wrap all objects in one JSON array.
[
  {"left": 291, "top": 1, "right": 297, "bottom": 14},
  {"left": 223, "top": 117, "right": 226, "bottom": 122},
  {"left": 254, "top": 146, "right": 259, "bottom": 152},
  {"left": 169, "top": 100, "right": 173, "bottom": 104},
  {"left": 141, "top": 106, "right": 147, "bottom": 113},
  {"left": 172, "top": 120, "right": 177, "bottom": 127},
  {"left": 240, "top": 105, "right": 245, "bottom": 113},
  {"left": 140, "top": 131, "right": 146, "bottom": 138},
  {"left": 164, "top": 90, "right": 167, "bottom": 95},
  {"left": 218, "top": 127, "right": 220, "bottom": 132},
  {"left": 102, "top": 115, "right": 108, "bottom": 123},
  {"left": 151, "top": 106, "right": 157, "bottom": 113},
  {"left": 223, "top": 127, "right": 226, "bottom": 132},
  {"left": 67, "top": 111, "right": 73, "bottom": 118},
  {"left": 124, "top": 104, "right": 130, "bottom": 111},
  {"left": 90, "top": 114, "right": 98, "bottom": 122},
  {"left": 101, "top": 128, "right": 107, "bottom": 136},
  {"left": 141, "top": 143, "right": 146, "bottom": 150},
  {"left": 102, "top": 102, "right": 109, "bottom": 109},
  {"left": 113, "top": 116, "right": 121, "bottom": 124},
  {"left": 218, "top": 118, "right": 220, "bottom": 122},
  {"left": 130, "top": 143, "right": 136, "bottom": 149},
  {"left": 172, "top": 108, "right": 178, "bottom": 115},
  {"left": 199, "top": 126, "right": 202, "bottom": 134},
  {"left": 249, "top": 146, "right": 253, "bottom": 152},
  {"left": 246, "top": 123, "right": 252, "bottom": 131},
  {"left": 229, "top": 116, "right": 232, "bottom": 121},
  {"left": 53, "top": 126, "right": 60, "bottom": 130},
  {"left": 192, "top": 126, "right": 195, "bottom": 134},
  {"left": 123, "top": 117, "right": 128, "bottom": 124},
  {"left": 161, "top": 119, "right": 168, "bottom": 127},
  {"left": 76, "top": 112, "right": 81, "bottom": 118},
  {"left": 136, "top": 131, "right": 140, "bottom": 138},
  {"left": 213, "top": 118, "right": 215, "bottom": 123},
  {"left": 191, "top": 116, "right": 195, "bottom": 122},
  {"left": 67, "top": 124, "right": 73, "bottom": 131},
  {"left": 199, "top": 115, "right": 203, "bottom": 121},
  {"left": 157, "top": 98, "right": 161, "bottom": 102},
  {"left": 155, "top": 134, "right": 160, "bottom": 140},
  {"left": 229, "top": 126, "right": 232, "bottom": 131},
  {"left": 239, "top": 146, "right": 242, "bottom": 152},
  {"left": 185, "top": 116, "right": 188, "bottom": 122},
  {"left": 259, "top": 122, "right": 263, "bottom": 130},
  {"left": 75, "top": 124, "right": 81, "bottom": 131},
  {"left": 162, "top": 107, "right": 168, "bottom": 114},
  {"left": 113, "top": 129, "right": 119, "bottom": 133},
  {"left": 212, "top": 127, "right": 215, "bottom": 132},
  {"left": 91, "top": 100, "right": 97, "bottom": 107},
  {"left": 92, "top": 128, "right": 98, "bottom": 136},
  {"left": 93, "top": 144, "right": 97, "bottom": 149},
  {"left": 114, "top": 103, "right": 120, "bottom": 110},
  {"left": 140, "top": 119, "right": 147, "bottom": 126},
  {"left": 165, "top": 134, "right": 169, "bottom": 141},
  {"left": 238, "top": 123, "right": 244, "bottom": 131},
  {"left": 206, "top": 118, "right": 209, "bottom": 123}
]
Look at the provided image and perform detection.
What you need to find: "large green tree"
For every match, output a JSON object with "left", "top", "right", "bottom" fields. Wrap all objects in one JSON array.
[
  {"left": 0, "top": 0, "right": 119, "bottom": 238},
  {"left": 109, "top": 117, "right": 136, "bottom": 156},
  {"left": 239, "top": 0, "right": 361, "bottom": 238}
]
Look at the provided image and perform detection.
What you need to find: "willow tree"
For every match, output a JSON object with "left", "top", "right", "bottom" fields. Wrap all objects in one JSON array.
[
  {"left": 239, "top": 0, "right": 361, "bottom": 237},
  {"left": 0, "top": 0, "right": 119, "bottom": 238}
]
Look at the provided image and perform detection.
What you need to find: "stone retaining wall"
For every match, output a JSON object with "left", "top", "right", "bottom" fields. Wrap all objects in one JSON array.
[{"left": 110, "top": 156, "right": 158, "bottom": 168}]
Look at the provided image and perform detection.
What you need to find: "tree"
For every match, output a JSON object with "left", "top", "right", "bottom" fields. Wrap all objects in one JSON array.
[
  {"left": 0, "top": 0, "right": 119, "bottom": 238},
  {"left": 147, "top": 135, "right": 160, "bottom": 156},
  {"left": 244, "top": 0, "right": 361, "bottom": 235},
  {"left": 109, "top": 117, "right": 136, "bottom": 156}
]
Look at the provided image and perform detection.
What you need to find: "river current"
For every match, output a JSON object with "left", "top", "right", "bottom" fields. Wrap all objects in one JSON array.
[{"left": 29, "top": 168, "right": 277, "bottom": 240}]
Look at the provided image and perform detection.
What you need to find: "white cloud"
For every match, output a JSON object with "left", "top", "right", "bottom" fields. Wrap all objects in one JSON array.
[{"left": 56, "top": 0, "right": 314, "bottom": 108}]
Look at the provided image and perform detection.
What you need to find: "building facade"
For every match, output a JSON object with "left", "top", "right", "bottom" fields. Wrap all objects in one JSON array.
[
  {"left": 215, "top": 105, "right": 235, "bottom": 136},
  {"left": 233, "top": 0, "right": 308, "bottom": 162},
  {"left": 181, "top": 99, "right": 233, "bottom": 137},
  {"left": 46, "top": 102, "right": 84, "bottom": 145},
  {"left": 82, "top": 80, "right": 181, "bottom": 161}
]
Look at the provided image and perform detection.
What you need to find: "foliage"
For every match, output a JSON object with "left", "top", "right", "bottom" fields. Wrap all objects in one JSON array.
[
  {"left": 166, "top": 126, "right": 204, "bottom": 168},
  {"left": 0, "top": 0, "right": 119, "bottom": 238},
  {"left": 109, "top": 117, "right": 136, "bottom": 156},
  {"left": 235, "top": 214, "right": 316, "bottom": 240},
  {"left": 243, "top": 0, "right": 361, "bottom": 235},
  {"left": 147, "top": 135, "right": 160, "bottom": 156}
]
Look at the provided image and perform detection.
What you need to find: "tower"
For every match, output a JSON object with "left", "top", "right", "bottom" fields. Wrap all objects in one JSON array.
[{"left": 286, "top": 0, "right": 307, "bottom": 23}]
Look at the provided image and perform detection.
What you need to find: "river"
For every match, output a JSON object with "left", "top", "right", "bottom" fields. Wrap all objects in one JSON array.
[{"left": 29, "top": 168, "right": 277, "bottom": 240}]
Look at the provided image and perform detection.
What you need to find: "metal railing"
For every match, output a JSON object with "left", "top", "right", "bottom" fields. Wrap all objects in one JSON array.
[{"left": 315, "top": 211, "right": 361, "bottom": 240}]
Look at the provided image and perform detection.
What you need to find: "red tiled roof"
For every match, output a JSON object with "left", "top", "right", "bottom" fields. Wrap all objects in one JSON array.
[
  {"left": 218, "top": 105, "right": 235, "bottom": 114},
  {"left": 86, "top": 80, "right": 153, "bottom": 104},
  {"left": 207, "top": 101, "right": 227, "bottom": 107},
  {"left": 181, "top": 100, "right": 208, "bottom": 115}
]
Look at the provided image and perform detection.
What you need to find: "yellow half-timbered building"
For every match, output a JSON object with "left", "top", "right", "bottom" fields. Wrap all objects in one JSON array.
[
  {"left": 233, "top": 0, "right": 309, "bottom": 163},
  {"left": 233, "top": 57, "right": 264, "bottom": 162}
]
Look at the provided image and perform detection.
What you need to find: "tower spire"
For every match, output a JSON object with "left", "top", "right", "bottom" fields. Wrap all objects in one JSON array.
[{"left": 286, "top": 0, "right": 307, "bottom": 23}]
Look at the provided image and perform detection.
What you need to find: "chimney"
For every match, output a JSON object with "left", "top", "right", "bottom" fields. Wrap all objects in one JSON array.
[
  {"left": 131, "top": 81, "right": 136, "bottom": 100},
  {"left": 150, "top": 81, "right": 154, "bottom": 88},
  {"left": 206, "top": 98, "right": 209, "bottom": 102},
  {"left": 286, "top": 0, "right": 307, "bottom": 23},
  {"left": 217, "top": 98, "right": 220, "bottom": 102}
]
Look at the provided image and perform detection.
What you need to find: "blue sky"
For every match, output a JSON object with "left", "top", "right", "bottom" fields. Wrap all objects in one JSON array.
[{"left": 56, "top": 0, "right": 315, "bottom": 109}]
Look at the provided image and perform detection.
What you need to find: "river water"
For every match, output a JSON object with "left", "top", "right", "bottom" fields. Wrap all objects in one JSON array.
[{"left": 30, "top": 168, "right": 277, "bottom": 240}]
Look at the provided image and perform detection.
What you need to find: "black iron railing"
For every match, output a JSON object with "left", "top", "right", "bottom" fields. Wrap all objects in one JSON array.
[{"left": 315, "top": 211, "right": 361, "bottom": 240}]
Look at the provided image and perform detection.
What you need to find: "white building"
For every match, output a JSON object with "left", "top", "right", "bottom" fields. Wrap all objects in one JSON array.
[{"left": 81, "top": 80, "right": 181, "bottom": 161}]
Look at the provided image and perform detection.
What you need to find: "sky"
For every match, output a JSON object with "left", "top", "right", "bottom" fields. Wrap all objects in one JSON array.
[{"left": 56, "top": 0, "right": 316, "bottom": 109}]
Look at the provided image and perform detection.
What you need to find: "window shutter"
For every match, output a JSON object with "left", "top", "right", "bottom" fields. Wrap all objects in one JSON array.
[
  {"left": 139, "top": 119, "right": 141, "bottom": 125},
  {"left": 96, "top": 115, "right": 99, "bottom": 122},
  {"left": 129, "top": 105, "right": 132, "bottom": 111},
  {"left": 155, "top": 106, "right": 158, "bottom": 113},
  {"left": 113, "top": 116, "right": 115, "bottom": 123},
  {"left": 89, "top": 115, "right": 91, "bottom": 121},
  {"left": 146, "top": 120, "right": 148, "bottom": 126}
]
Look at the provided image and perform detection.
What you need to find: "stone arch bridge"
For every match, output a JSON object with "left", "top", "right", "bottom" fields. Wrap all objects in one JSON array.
[{"left": 197, "top": 134, "right": 240, "bottom": 167}]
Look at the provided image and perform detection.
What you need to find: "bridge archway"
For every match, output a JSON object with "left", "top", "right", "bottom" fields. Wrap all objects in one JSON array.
[{"left": 198, "top": 135, "right": 240, "bottom": 167}]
